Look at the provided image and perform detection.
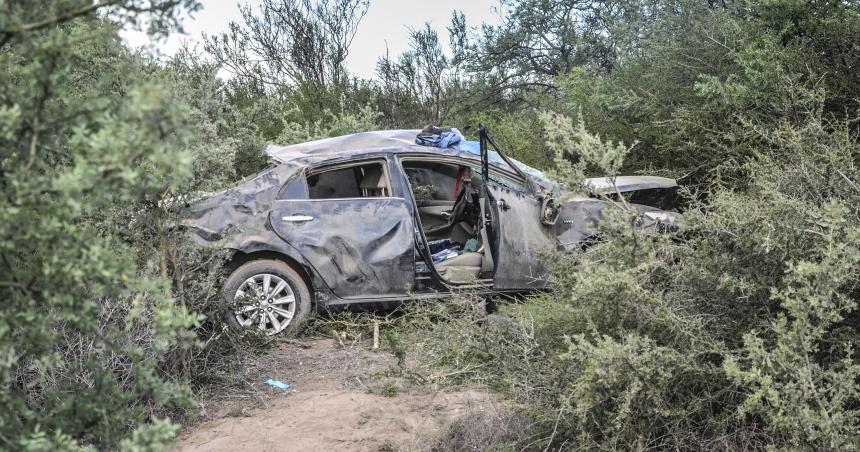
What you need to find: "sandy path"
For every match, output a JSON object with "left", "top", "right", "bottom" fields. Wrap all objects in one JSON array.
[{"left": 176, "top": 338, "right": 493, "bottom": 451}]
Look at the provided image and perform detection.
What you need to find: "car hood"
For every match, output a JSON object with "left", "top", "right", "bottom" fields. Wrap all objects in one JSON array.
[
  {"left": 550, "top": 176, "right": 681, "bottom": 251},
  {"left": 583, "top": 176, "right": 677, "bottom": 194}
]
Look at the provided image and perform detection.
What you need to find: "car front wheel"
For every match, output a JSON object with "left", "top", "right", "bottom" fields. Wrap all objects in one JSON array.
[{"left": 222, "top": 259, "right": 311, "bottom": 335}]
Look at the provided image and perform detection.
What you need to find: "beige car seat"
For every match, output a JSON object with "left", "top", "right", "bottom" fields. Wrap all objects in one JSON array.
[
  {"left": 436, "top": 252, "right": 482, "bottom": 283},
  {"left": 360, "top": 166, "right": 388, "bottom": 197}
]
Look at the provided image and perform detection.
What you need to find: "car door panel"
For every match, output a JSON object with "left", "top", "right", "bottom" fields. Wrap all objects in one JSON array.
[
  {"left": 269, "top": 198, "right": 415, "bottom": 299},
  {"left": 484, "top": 184, "right": 556, "bottom": 290},
  {"left": 416, "top": 203, "right": 454, "bottom": 230}
]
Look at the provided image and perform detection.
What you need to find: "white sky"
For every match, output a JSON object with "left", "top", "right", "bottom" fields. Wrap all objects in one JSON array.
[{"left": 122, "top": 0, "right": 502, "bottom": 79}]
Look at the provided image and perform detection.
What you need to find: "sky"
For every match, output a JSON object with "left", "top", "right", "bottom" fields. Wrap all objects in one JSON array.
[{"left": 122, "top": 0, "right": 502, "bottom": 79}]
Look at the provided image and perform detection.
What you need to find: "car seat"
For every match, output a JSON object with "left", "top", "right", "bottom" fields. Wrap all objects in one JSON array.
[
  {"left": 359, "top": 165, "right": 388, "bottom": 197},
  {"left": 435, "top": 251, "right": 483, "bottom": 283}
]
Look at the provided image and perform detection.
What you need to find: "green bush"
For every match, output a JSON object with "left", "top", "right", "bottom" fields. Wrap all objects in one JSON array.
[
  {"left": 4, "top": 0, "right": 860, "bottom": 450},
  {"left": 0, "top": 5, "right": 262, "bottom": 448},
  {"left": 408, "top": 101, "right": 860, "bottom": 449},
  {"left": 0, "top": 14, "right": 200, "bottom": 449}
]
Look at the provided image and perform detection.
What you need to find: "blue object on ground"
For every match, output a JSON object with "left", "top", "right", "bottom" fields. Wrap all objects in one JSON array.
[{"left": 265, "top": 379, "right": 290, "bottom": 390}]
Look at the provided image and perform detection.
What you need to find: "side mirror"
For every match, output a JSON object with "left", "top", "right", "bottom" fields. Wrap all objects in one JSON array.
[{"left": 540, "top": 197, "right": 560, "bottom": 226}]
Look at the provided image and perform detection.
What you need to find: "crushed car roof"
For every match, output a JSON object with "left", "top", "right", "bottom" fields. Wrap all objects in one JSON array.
[
  {"left": 264, "top": 129, "right": 555, "bottom": 188},
  {"left": 264, "top": 130, "right": 677, "bottom": 195},
  {"left": 265, "top": 130, "right": 424, "bottom": 162}
]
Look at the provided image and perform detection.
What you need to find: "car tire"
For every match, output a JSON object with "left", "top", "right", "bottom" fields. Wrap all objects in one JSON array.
[{"left": 222, "top": 259, "right": 311, "bottom": 335}]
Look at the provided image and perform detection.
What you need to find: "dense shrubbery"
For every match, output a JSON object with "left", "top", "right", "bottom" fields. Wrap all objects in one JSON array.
[
  {"left": 2, "top": 0, "right": 860, "bottom": 449},
  {"left": 412, "top": 105, "right": 860, "bottom": 450},
  {"left": 536, "top": 108, "right": 860, "bottom": 450},
  {"left": 0, "top": 6, "right": 199, "bottom": 449},
  {"left": 399, "top": 2, "right": 860, "bottom": 449}
]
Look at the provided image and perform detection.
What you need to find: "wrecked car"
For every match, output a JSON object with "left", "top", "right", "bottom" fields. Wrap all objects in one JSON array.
[{"left": 183, "top": 127, "right": 679, "bottom": 335}]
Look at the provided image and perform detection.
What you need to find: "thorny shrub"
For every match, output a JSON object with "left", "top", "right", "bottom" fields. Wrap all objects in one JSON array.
[{"left": 388, "top": 105, "right": 860, "bottom": 450}]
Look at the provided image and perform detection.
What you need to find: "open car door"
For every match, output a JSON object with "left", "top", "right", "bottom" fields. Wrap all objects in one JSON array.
[
  {"left": 483, "top": 185, "right": 555, "bottom": 290},
  {"left": 479, "top": 126, "right": 557, "bottom": 290}
]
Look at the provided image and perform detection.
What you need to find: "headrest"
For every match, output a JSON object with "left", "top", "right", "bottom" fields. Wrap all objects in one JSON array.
[{"left": 359, "top": 166, "right": 386, "bottom": 189}]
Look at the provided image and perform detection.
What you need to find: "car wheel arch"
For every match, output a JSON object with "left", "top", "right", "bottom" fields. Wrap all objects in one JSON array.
[{"left": 225, "top": 249, "right": 316, "bottom": 304}]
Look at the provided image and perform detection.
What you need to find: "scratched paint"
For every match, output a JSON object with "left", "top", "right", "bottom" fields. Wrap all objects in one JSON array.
[{"left": 181, "top": 130, "right": 680, "bottom": 308}]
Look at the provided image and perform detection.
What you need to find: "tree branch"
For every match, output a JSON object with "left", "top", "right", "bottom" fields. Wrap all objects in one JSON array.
[{"left": 0, "top": 0, "right": 123, "bottom": 36}]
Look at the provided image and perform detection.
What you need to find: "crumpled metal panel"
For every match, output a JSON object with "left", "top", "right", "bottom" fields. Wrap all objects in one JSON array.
[
  {"left": 553, "top": 196, "right": 681, "bottom": 252},
  {"left": 266, "top": 130, "right": 421, "bottom": 162},
  {"left": 485, "top": 185, "right": 558, "bottom": 290},
  {"left": 181, "top": 163, "right": 301, "bottom": 243},
  {"left": 180, "top": 162, "right": 333, "bottom": 299},
  {"left": 269, "top": 198, "right": 414, "bottom": 298},
  {"left": 554, "top": 196, "right": 610, "bottom": 252},
  {"left": 181, "top": 157, "right": 416, "bottom": 302}
]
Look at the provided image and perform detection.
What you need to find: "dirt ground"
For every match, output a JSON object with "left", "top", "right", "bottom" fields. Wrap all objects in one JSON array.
[{"left": 175, "top": 338, "right": 496, "bottom": 452}]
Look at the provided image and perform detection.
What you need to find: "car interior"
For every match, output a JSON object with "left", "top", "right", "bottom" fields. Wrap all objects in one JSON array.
[
  {"left": 305, "top": 159, "right": 496, "bottom": 285},
  {"left": 307, "top": 162, "right": 390, "bottom": 199},
  {"left": 401, "top": 160, "right": 494, "bottom": 284}
]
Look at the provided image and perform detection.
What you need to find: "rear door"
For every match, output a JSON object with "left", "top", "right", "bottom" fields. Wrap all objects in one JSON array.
[
  {"left": 270, "top": 160, "right": 415, "bottom": 299},
  {"left": 483, "top": 181, "right": 556, "bottom": 290}
]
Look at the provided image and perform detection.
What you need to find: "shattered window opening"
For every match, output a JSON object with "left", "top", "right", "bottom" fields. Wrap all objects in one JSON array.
[
  {"left": 307, "top": 161, "right": 390, "bottom": 199},
  {"left": 402, "top": 161, "right": 462, "bottom": 202},
  {"left": 401, "top": 158, "right": 491, "bottom": 284},
  {"left": 482, "top": 171, "right": 526, "bottom": 193}
]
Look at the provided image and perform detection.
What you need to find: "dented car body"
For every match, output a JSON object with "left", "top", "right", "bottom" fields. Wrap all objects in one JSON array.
[{"left": 183, "top": 128, "right": 679, "bottom": 334}]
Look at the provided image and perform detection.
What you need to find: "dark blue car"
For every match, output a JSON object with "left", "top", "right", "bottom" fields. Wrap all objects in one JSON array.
[{"left": 184, "top": 128, "right": 679, "bottom": 335}]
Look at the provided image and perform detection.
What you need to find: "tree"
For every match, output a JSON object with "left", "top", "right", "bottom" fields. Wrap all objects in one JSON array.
[
  {"left": 204, "top": 0, "right": 369, "bottom": 119},
  {"left": 0, "top": 1, "right": 201, "bottom": 449},
  {"left": 376, "top": 22, "right": 464, "bottom": 127},
  {"left": 452, "top": 0, "right": 664, "bottom": 106}
]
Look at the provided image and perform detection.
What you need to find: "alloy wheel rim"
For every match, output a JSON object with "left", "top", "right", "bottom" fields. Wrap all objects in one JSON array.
[{"left": 233, "top": 273, "right": 296, "bottom": 335}]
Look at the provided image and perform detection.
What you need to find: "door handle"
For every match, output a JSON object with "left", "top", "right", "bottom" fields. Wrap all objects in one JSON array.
[
  {"left": 282, "top": 215, "right": 314, "bottom": 222},
  {"left": 496, "top": 199, "right": 510, "bottom": 211}
]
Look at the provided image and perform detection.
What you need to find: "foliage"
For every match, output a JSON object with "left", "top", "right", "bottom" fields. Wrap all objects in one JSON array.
[
  {"left": 541, "top": 110, "right": 631, "bottom": 187},
  {"left": 4, "top": 0, "right": 860, "bottom": 449},
  {"left": 401, "top": 105, "right": 860, "bottom": 450},
  {"left": 467, "top": 109, "right": 553, "bottom": 169},
  {"left": 0, "top": 3, "right": 202, "bottom": 449},
  {"left": 276, "top": 105, "right": 381, "bottom": 145},
  {"left": 204, "top": 0, "right": 370, "bottom": 121},
  {"left": 376, "top": 22, "right": 464, "bottom": 126}
]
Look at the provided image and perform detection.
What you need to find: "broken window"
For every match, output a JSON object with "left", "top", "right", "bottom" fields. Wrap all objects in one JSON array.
[
  {"left": 402, "top": 161, "right": 465, "bottom": 202},
  {"left": 484, "top": 172, "right": 526, "bottom": 192},
  {"left": 307, "top": 162, "right": 389, "bottom": 199},
  {"left": 402, "top": 159, "right": 490, "bottom": 284}
]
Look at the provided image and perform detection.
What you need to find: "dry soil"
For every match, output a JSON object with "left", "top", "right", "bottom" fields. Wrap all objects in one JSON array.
[{"left": 175, "top": 338, "right": 496, "bottom": 452}]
